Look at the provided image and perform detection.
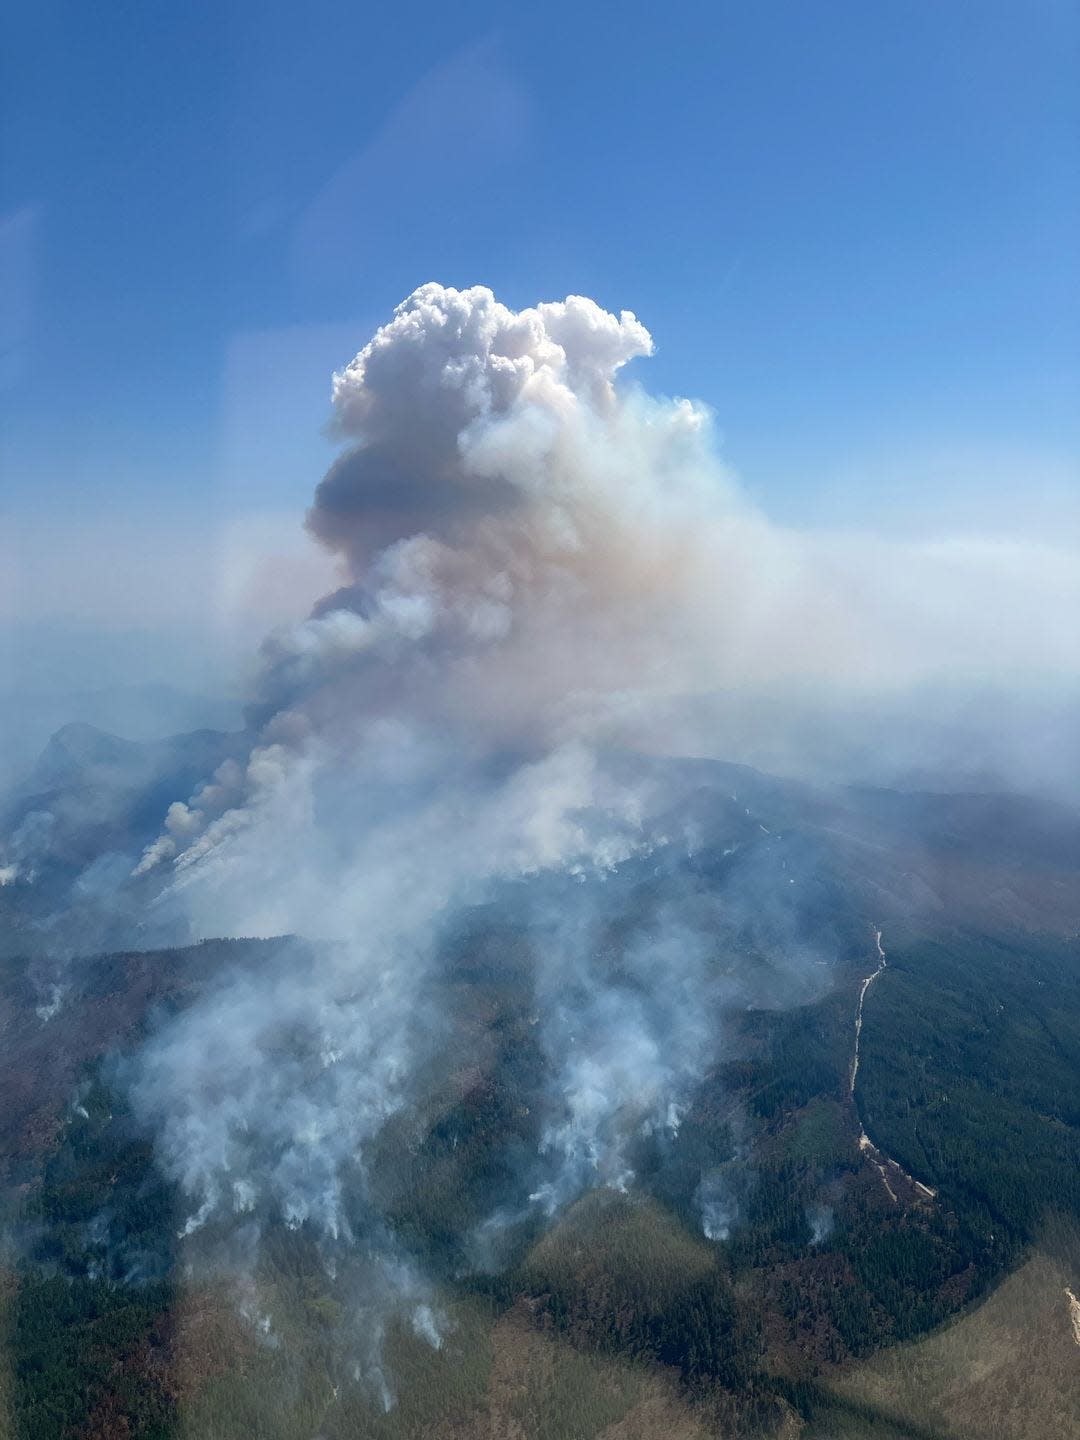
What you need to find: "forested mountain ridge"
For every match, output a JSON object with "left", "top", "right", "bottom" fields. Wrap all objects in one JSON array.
[{"left": 1, "top": 740, "right": 1078, "bottom": 1439}]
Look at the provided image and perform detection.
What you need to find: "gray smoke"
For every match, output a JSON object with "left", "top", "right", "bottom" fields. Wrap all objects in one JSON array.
[
  {"left": 125, "top": 283, "right": 1079, "bottom": 1388},
  {"left": 806, "top": 1203, "right": 835, "bottom": 1247}
]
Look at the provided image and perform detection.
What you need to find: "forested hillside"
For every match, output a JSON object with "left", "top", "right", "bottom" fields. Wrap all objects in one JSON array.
[{"left": 2, "top": 762, "right": 1079, "bottom": 1439}]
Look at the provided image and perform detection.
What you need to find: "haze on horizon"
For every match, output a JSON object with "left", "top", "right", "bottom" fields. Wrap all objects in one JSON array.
[{"left": 2, "top": 2, "right": 1078, "bottom": 790}]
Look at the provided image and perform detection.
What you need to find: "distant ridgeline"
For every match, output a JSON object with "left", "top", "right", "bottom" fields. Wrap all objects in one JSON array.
[{"left": 1, "top": 763, "right": 1079, "bottom": 1439}]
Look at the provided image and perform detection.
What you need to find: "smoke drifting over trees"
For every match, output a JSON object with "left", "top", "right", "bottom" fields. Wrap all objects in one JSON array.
[{"left": 49, "top": 282, "right": 1075, "bottom": 1384}]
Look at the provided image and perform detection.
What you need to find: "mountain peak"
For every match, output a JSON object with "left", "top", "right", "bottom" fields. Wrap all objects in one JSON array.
[{"left": 30, "top": 724, "right": 146, "bottom": 790}]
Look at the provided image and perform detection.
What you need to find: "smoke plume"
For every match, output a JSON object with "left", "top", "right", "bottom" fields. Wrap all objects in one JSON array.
[{"left": 126, "top": 283, "right": 1078, "bottom": 1383}]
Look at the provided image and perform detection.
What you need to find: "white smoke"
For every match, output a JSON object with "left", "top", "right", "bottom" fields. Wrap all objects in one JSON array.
[
  {"left": 698, "top": 1167, "right": 742, "bottom": 1242},
  {"left": 806, "top": 1203, "right": 835, "bottom": 1247},
  {"left": 127, "top": 283, "right": 1079, "bottom": 1389},
  {"left": 121, "top": 286, "right": 727, "bottom": 1383}
]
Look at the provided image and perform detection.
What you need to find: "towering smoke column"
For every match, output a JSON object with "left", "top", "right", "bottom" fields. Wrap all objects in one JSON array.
[
  {"left": 135, "top": 282, "right": 816, "bottom": 913},
  {"left": 127, "top": 283, "right": 860, "bottom": 1379}
]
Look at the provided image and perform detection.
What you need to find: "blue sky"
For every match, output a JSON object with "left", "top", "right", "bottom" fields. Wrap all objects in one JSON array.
[{"left": 2, "top": 0, "right": 1078, "bottom": 690}]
